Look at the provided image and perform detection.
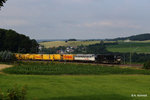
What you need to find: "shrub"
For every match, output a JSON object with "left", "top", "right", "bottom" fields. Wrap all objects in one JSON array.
[
  {"left": 143, "top": 60, "right": 150, "bottom": 69},
  {"left": 0, "top": 51, "right": 16, "bottom": 62},
  {"left": 0, "top": 85, "right": 27, "bottom": 100}
]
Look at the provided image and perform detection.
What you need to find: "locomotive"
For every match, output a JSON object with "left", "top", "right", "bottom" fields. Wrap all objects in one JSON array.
[{"left": 15, "top": 54, "right": 121, "bottom": 64}]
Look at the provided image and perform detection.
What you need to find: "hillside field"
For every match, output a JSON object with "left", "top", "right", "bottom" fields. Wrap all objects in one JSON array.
[
  {"left": 106, "top": 42, "right": 150, "bottom": 53},
  {"left": 39, "top": 41, "right": 115, "bottom": 48},
  {"left": 40, "top": 40, "right": 150, "bottom": 53}
]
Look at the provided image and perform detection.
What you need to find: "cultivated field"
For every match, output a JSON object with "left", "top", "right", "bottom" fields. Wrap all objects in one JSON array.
[
  {"left": 2, "top": 62, "right": 150, "bottom": 75},
  {"left": 1, "top": 62, "right": 150, "bottom": 100},
  {"left": 39, "top": 41, "right": 114, "bottom": 48}
]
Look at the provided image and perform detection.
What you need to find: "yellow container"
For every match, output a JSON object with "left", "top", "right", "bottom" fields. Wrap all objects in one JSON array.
[
  {"left": 34, "top": 54, "right": 43, "bottom": 60},
  {"left": 53, "top": 54, "right": 62, "bottom": 60},
  {"left": 15, "top": 54, "right": 21, "bottom": 60},
  {"left": 24, "top": 54, "right": 30, "bottom": 60},
  {"left": 29, "top": 54, "right": 35, "bottom": 60},
  {"left": 43, "top": 54, "right": 50, "bottom": 60},
  {"left": 50, "top": 54, "right": 54, "bottom": 61},
  {"left": 20, "top": 54, "right": 26, "bottom": 60},
  {"left": 63, "top": 54, "right": 74, "bottom": 61}
]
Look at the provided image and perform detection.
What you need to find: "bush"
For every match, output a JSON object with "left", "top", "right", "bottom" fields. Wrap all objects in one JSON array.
[
  {"left": 0, "top": 85, "right": 27, "bottom": 100},
  {"left": 143, "top": 61, "right": 150, "bottom": 69},
  {"left": 0, "top": 51, "right": 16, "bottom": 62}
]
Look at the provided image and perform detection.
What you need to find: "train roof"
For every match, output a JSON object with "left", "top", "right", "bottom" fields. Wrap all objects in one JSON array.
[{"left": 75, "top": 54, "right": 95, "bottom": 57}]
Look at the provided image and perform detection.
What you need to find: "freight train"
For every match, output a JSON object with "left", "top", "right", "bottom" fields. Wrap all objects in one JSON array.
[{"left": 15, "top": 54, "right": 121, "bottom": 64}]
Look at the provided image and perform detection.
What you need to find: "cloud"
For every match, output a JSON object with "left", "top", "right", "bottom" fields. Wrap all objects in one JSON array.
[
  {"left": 1, "top": 19, "right": 29, "bottom": 27},
  {"left": 78, "top": 20, "right": 141, "bottom": 29},
  {"left": 0, "top": 0, "right": 149, "bottom": 39}
]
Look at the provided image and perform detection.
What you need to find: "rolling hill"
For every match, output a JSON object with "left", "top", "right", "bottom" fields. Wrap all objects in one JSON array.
[{"left": 107, "top": 33, "right": 150, "bottom": 41}]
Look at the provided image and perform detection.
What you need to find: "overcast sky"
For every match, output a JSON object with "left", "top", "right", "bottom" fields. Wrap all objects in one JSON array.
[{"left": 0, "top": 0, "right": 150, "bottom": 39}]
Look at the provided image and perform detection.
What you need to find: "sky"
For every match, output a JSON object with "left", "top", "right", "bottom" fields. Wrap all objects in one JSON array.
[{"left": 0, "top": 0, "right": 150, "bottom": 39}]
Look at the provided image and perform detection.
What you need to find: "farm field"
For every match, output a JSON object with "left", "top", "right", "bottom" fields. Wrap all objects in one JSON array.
[
  {"left": 1, "top": 62, "right": 150, "bottom": 100},
  {"left": 2, "top": 62, "right": 150, "bottom": 75},
  {"left": 107, "top": 42, "right": 150, "bottom": 53},
  {"left": 39, "top": 41, "right": 115, "bottom": 48}
]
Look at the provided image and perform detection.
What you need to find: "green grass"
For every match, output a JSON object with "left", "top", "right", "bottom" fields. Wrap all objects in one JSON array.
[
  {"left": 2, "top": 62, "right": 150, "bottom": 75},
  {"left": 0, "top": 74, "right": 150, "bottom": 100},
  {"left": 1, "top": 62, "right": 150, "bottom": 100},
  {"left": 107, "top": 42, "right": 150, "bottom": 53}
]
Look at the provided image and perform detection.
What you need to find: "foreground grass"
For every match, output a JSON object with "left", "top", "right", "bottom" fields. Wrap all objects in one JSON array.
[
  {"left": 2, "top": 62, "right": 150, "bottom": 75},
  {"left": 0, "top": 74, "right": 150, "bottom": 100}
]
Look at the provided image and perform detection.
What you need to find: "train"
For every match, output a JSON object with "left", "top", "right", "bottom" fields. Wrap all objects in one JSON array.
[{"left": 15, "top": 54, "right": 121, "bottom": 64}]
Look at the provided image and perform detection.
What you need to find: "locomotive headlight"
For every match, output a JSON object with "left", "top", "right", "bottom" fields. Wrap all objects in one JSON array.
[{"left": 117, "top": 59, "right": 121, "bottom": 61}]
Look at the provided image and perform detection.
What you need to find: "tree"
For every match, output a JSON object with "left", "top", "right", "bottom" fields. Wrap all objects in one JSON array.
[
  {"left": 68, "top": 39, "right": 77, "bottom": 41},
  {"left": 0, "top": 0, "right": 7, "bottom": 9},
  {"left": 0, "top": 28, "right": 39, "bottom": 53}
]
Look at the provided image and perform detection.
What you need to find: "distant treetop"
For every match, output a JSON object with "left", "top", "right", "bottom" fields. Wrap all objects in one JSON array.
[{"left": 67, "top": 39, "right": 77, "bottom": 41}]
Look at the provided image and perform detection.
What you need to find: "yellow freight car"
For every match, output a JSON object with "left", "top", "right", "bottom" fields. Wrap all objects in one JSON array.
[
  {"left": 28, "top": 54, "right": 35, "bottom": 60},
  {"left": 15, "top": 54, "right": 21, "bottom": 60},
  {"left": 53, "top": 54, "right": 62, "bottom": 61},
  {"left": 20, "top": 54, "right": 26, "bottom": 60},
  {"left": 34, "top": 54, "right": 43, "bottom": 60},
  {"left": 24, "top": 54, "right": 30, "bottom": 60},
  {"left": 43, "top": 54, "right": 50, "bottom": 60},
  {"left": 63, "top": 54, "right": 74, "bottom": 61},
  {"left": 50, "top": 54, "right": 54, "bottom": 61}
]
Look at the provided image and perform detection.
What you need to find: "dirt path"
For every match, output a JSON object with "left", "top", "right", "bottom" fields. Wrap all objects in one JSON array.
[{"left": 0, "top": 64, "right": 13, "bottom": 74}]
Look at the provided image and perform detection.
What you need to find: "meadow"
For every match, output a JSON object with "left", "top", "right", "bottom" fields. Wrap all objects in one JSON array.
[{"left": 0, "top": 74, "right": 150, "bottom": 100}]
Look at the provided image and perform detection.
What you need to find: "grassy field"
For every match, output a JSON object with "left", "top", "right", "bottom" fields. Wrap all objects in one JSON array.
[
  {"left": 107, "top": 42, "right": 150, "bottom": 53},
  {"left": 1, "top": 62, "right": 150, "bottom": 100},
  {"left": 0, "top": 74, "right": 150, "bottom": 100},
  {"left": 39, "top": 41, "right": 115, "bottom": 48}
]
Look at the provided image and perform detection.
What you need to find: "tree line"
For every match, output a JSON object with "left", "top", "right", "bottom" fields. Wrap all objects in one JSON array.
[{"left": 107, "top": 33, "right": 150, "bottom": 41}]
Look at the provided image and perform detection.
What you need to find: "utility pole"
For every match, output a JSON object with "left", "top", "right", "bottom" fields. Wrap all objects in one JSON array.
[
  {"left": 130, "top": 46, "right": 139, "bottom": 65},
  {"left": 130, "top": 51, "right": 132, "bottom": 65},
  {"left": 130, "top": 42, "right": 132, "bottom": 65}
]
